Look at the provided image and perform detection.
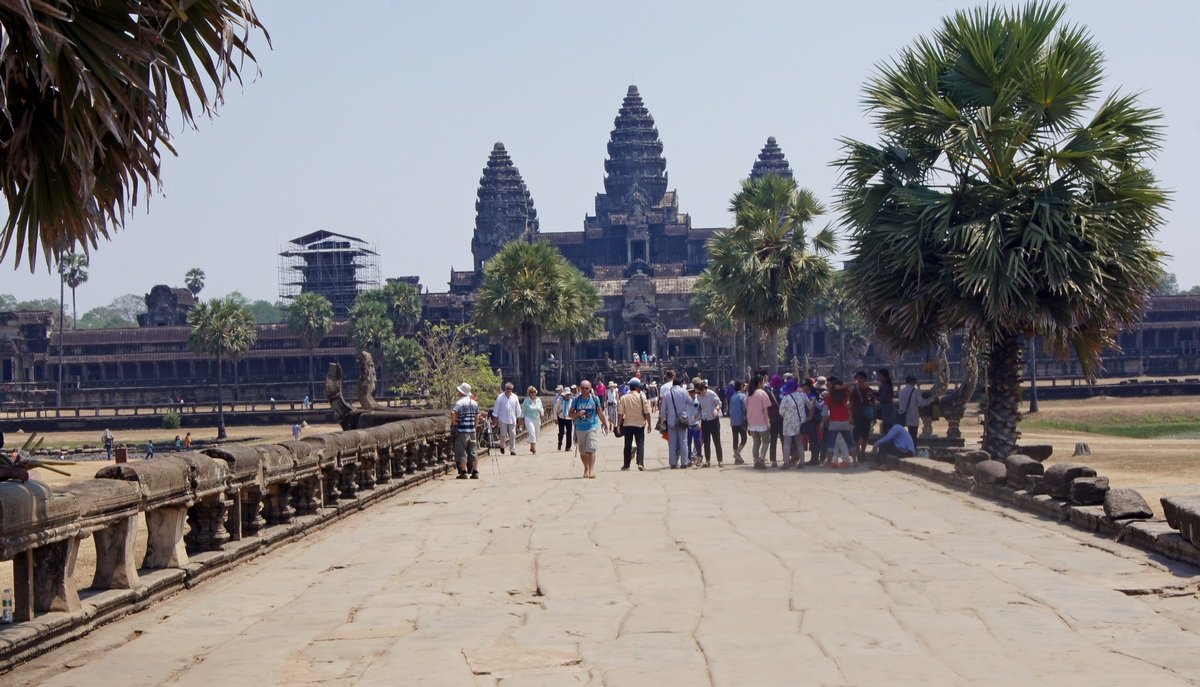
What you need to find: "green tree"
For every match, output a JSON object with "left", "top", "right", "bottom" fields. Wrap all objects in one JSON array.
[
  {"left": 349, "top": 296, "right": 393, "bottom": 385},
  {"left": 475, "top": 240, "right": 599, "bottom": 391},
  {"left": 188, "top": 297, "right": 258, "bottom": 439},
  {"left": 401, "top": 324, "right": 500, "bottom": 409},
  {"left": 383, "top": 336, "right": 424, "bottom": 388},
  {"left": 185, "top": 268, "right": 206, "bottom": 298},
  {"left": 703, "top": 174, "right": 836, "bottom": 374},
  {"left": 248, "top": 299, "right": 284, "bottom": 323},
  {"left": 286, "top": 292, "right": 334, "bottom": 401},
  {"left": 0, "top": 4, "right": 269, "bottom": 269},
  {"left": 1154, "top": 272, "right": 1180, "bottom": 296},
  {"left": 57, "top": 253, "right": 89, "bottom": 327},
  {"left": 690, "top": 274, "right": 739, "bottom": 379},
  {"left": 817, "top": 271, "right": 873, "bottom": 378},
  {"left": 835, "top": 1, "right": 1168, "bottom": 458},
  {"left": 355, "top": 282, "right": 422, "bottom": 333}
]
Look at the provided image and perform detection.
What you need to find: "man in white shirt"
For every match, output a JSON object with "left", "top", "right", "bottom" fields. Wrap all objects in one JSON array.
[{"left": 493, "top": 382, "right": 521, "bottom": 456}]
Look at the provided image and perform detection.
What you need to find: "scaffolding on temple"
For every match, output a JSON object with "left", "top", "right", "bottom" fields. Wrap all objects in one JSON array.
[{"left": 278, "top": 230, "right": 381, "bottom": 317}]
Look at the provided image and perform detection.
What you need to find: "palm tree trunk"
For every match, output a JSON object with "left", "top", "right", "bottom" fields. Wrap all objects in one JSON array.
[
  {"left": 232, "top": 358, "right": 240, "bottom": 403},
  {"left": 839, "top": 329, "right": 847, "bottom": 379},
  {"left": 71, "top": 286, "right": 78, "bottom": 329},
  {"left": 308, "top": 349, "right": 316, "bottom": 401},
  {"left": 769, "top": 328, "right": 780, "bottom": 375},
  {"left": 520, "top": 322, "right": 541, "bottom": 392},
  {"left": 216, "top": 351, "right": 227, "bottom": 440},
  {"left": 57, "top": 259, "right": 64, "bottom": 408},
  {"left": 982, "top": 333, "right": 1020, "bottom": 459}
]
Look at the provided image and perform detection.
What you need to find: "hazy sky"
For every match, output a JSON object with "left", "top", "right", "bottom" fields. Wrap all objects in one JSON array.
[{"left": 4, "top": 0, "right": 1198, "bottom": 312}]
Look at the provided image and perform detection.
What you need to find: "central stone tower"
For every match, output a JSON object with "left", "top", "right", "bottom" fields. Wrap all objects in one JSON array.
[{"left": 471, "top": 142, "right": 539, "bottom": 274}]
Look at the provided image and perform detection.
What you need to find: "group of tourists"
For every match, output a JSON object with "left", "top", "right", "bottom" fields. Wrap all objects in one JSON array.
[{"left": 449, "top": 367, "right": 932, "bottom": 480}]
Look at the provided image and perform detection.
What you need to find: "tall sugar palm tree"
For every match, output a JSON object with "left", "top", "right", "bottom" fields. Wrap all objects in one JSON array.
[
  {"left": 704, "top": 174, "right": 836, "bottom": 374},
  {"left": 188, "top": 297, "right": 258, "bottom": 439},
  {"left": 378, "top": 281, "right": 422, "bottom": 332},
  {"left": 287, "top": 292, "right": 334, "bottom": 401},
  {"left": 0, "top": 2, "right": 269, "bottom": 269},
  {"left": 58, "top": 253, "right": 89, "bottom": 327},
  {"left": 835, "top": 1, "right": 1168, "bottom": 458},
  {"left": 349, "top": 296, "right": 393, "bottom": 388},
  {"left": 185, "top": 268, "right": 207, "bottom": 299},
  {"left": 476, "top": 240, "right": 599, "bottom": 391}
]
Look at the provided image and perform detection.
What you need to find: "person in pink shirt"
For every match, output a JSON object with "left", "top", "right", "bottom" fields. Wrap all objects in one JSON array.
[{"left": 745, "top": 376, "right": 773, "bottom": 469}]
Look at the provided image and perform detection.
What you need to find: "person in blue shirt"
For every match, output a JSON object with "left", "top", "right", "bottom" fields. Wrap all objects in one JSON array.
[
  {"left": 727, "top": 380, "right": 748, "bottom": 465},
  {"left": 570, "top": 380, "right": 609, "bottom": 478},
  {"left": 872, "top": 422, "right": 916, "bottom": 465}
]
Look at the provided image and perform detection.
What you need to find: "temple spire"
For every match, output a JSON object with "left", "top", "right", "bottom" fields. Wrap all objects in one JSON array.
[
  {"left": 471, "top": 142, "right": 539, "bottom": 273},
  {"left": 603, "top": 85, "right": 668, "bottom": 206},
  {"left": 749, "top": 136, "right": 794, "bottom": 180}
]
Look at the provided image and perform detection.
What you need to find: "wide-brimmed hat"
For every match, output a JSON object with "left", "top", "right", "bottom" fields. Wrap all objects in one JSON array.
[
  {"left": 627, "top": 377, "right": 642, "bottom": 387},
  {"left": 815, "top": 376, "right": 827, "bottom": 388},
  {"left": 555, "top": 384, "right": 563, "bottom": 392},
  {"left": 456, "top": 382, "right": 471, "bottom": 395}
]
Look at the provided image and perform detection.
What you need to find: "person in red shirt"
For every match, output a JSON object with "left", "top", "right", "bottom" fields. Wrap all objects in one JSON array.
[{"left": 822, "top": 378, "right": 854, "bottom": 467}]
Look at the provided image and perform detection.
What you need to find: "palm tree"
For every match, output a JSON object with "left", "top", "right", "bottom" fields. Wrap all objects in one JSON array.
[
  {"left": 835, "top": 1, "right": 1168, "bottom": 458},
  {"left": 476, "top": 240, "right": 598, "bottom": 391},
  {"left": 690, "top": 274, "right": 738, "bottom": 380},
  {"left": 704, "top": 174, "right": 836, "bottom": 374},
  {"left": 185, "top": 269, "right": 207, "bottom": 299},
  {"left": 349, "top": 297, "right": 394, "bottom": 387},
  {"left": 286, "top": 292, "right": 334, "bottom": 401},
  {"left": 58, "top": 253, "right": 89, "bottom": 327},
  {"left": 188, "top": 297, "right": 258, "bottom": 440},
  {"left": 0, "top": 3, "right": 269, "bottom": 269},
  {"left": 817, "top": 271, "right": 872, "bottom": 378},
  {"left": 545, "top": 270, "right": 602, "bottom": 387},
  {"left": 378, "top": 281, "right": 422, "bottom": 332}
]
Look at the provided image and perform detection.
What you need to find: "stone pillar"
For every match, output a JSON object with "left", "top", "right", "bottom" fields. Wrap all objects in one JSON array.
[
  {"left": 12, "top": 548, "right": 34, "bottom": 622},
  {"left": 339, "top": 464, "right": 358, "bottom": 499},
  {"left": 322, "top": 467, "right": 341, "bottom": 505},
  {"left": 92, "top": 514, "right": 140, "bottom": 589},
  {"left": 264, "top": 483, "right": 295, "bottom": 525},
  {"left": 33, "top": 538, "right": 82, "bottom": 614},
  {"left": 293, "top": 477, "right": 320, "bottom": 515},
  {"left": 240, "top": 487, "right": 266, "bottom": 535},
  {"left": 357, "top": 455, "right": 377, "bottom": 490},
  {"left": 186, "top": 494, "right": 231, "bottom": 553},
  {"left": 375, "top": 448, "right": 392, "bottom": 484},
  {"left": 143, "top": 506, "right": 189, "bottom": 568},
  {"left": 403, "top": 443, "right": 417, "bottom": 475}
]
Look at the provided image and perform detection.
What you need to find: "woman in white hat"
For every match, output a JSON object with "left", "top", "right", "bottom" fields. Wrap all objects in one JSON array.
[{"left": 521, "top": 386, "right": 544, "bottom": 453}]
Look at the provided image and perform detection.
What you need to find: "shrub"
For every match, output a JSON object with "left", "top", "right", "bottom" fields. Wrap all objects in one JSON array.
[{"left": 162, "top": 412, "right": 182, "bottom": 429}]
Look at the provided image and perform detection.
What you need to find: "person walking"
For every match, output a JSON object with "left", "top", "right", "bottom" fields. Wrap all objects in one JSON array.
[
  {"left": 779, "top": 378, "right": 808, "bottom": 468},
  {"left": 292, "top": 422, "right": 302, "bottom": 440},
  {"left": 686, "top": 383, "right": 703, "bottom": 467},
  {"left": 618, "top": 377, "right": 651, "bottom": 471},
  {"left": 660, "top": 370, "right": 691, "bottom": 470},
  {"left": 697, "top": 379, "right": 724, "bottom": 467},
  {"left": 727, "top": 381, "right": 747, "bottom": 464},
  {"left": 553, "top": 385, "right": 574, "bottom": 451},
  {"left": 183, "top": 432, "right": 192, "bottom": 449},
  {"left": 570, "top": 380, "right": 608, "bottom": 478},
  {"left": 898, "top": 376, "right": 929, "bottom": 446},
  {"left": 850, "top": 371, "right": 878, "bottom": 463},
  {"left": 605, "top": 382, "right": 620, "bottom": 428},
  {"left": 876, "top": 369, "right": 896, "bottom": 432},
  {"left": 173, "top": 435, "right": 182, "bottom": 451},
  {"left": 144, "top": 439, "right": 155, "bottom": 460},
  {"left": 520, "top": 386, "right": 544, "bottom": 453},
  {"left": 451, "top": 382, "right": 480, "bottom": 479},
  {"left": 102, "top": 428, "right": 114, "bottom": 461},
  {"left": 492, "top": 382, "right": 521, "bottom": 456},
  {"left": 746, "top": 376, "right": 772, "bottom": 469}
]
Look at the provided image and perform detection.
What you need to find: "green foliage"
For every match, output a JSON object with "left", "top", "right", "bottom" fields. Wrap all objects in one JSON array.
[
  {"left": 248, "top": 300, "right": 285, "bottom": 323},
  {"left": 286, "top": 292, "right": 334, "bottom": 349},
  {"left": 355, "top": 282, "right": 421, "bottom": 333},
  {"left": 1155, "top": 272, "right": 1180, "bottom": 296},
  {"left": 383, "top": 336, "right": 423, "bottom": 385},
  {"left": 349, "top": 298, "right": 392, "bottom": 353},
  {"left": 78, "top": 294, "right": 144, "bottom": 329},
  {"left": 185, "top": 268, "right": 206, "bottom": 298},
  {"left": 187, "top": 297, "right": 258, "bottom": 360},
  {"left": 398, "top": 323, "right": 499, "bottom": 409},
  {"left": 0, "top": 294, "right": 59, "bottom": 312},
  {"left": 57, "top": 252, "right": 89, "bottom": 326},
  {"left": 162, "top": 412, "right": 182, "bottom": 430}
]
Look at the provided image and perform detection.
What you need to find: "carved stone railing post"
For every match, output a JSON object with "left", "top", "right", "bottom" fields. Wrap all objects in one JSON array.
[
  {"left": 33, "top": 537, "right": 82, "bottom": 614},
  {"left": 322, "top": 467, "right": 341, "bottom": 506},
  {"left": 292, "top": 477, "right": 320, "bottom": 515},
  {"left": 91, "top": 514, "right": 140, "bottom": 589},
  {"left": 186, "top": 494, "right": 231, "bottom": 553},
  {"left": 241, "top": 487, "right": 266, "bottom": 535},
  {"left": 403, "top": 442, "right": 417, "bottom": 474},
  {"left": 358, "top": 452, "right": 378, "bottom": 490},
  {"left": 376, "top": 447, "right": 392, "bottom": 484},
  {"left": 264, "top": 483, "right": 295, "bottom": 525},
  {"left": 143, "top": 506, "right": 189, "bottom": 568},
  {"left": 339, "top": 463, "right": 358, "bottom": 499}
]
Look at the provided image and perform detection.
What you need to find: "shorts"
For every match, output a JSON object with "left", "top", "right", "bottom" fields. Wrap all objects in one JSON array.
[
  {"left": 453, "top": 432, "right": 477, "bottom": 463},
  {"left": 575, "top": 428, "right": 599, "bottom": 454},
  {"left": 853, "top": 419, "right": 872, "bottom": 443}
]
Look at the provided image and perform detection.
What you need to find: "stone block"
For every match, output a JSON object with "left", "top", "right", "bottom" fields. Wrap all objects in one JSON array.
[
  {"left": 91, "top": 513, "right": 140, "bottom": 589},
  {"left": 1005, "top": 454, "right": 1044, "bottom": 490},
  {"left": 1104, "top": 488, "right": 1153, "bottom": 520},
  {"left": 1025, "top": 474, "right": 1047, "bottom": 495},
  {"left": 203, "top": 445, "right": 262, "bottom": 484},
  {"left": 254, "top": 443, "right": 296, "bottom": 484},
  {"left": 1161, "top": 496, "right": 1200, "bottom": 547},
  {"left": 0, "top": 481, "right": 79, "bottom": 559},
  {"left": 954, "top": 451, "right": 991, "bottom": 477},
  {"left": 1044, "top": 463, "right": 1097, "bottom": 500},
  {"left": 972, "top": 459, "right": 1007, "bottom": 486},
  {"left": 1069, "top": 476, "right": 1110, "bottom": 506},
  {"left": 1014, "top": 444, "right": 1053, "bottom": 462}
]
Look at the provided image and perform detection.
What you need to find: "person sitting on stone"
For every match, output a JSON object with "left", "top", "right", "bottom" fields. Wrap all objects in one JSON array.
[{"left": 872, "top": 421, "right": 916, "bottom": 464}]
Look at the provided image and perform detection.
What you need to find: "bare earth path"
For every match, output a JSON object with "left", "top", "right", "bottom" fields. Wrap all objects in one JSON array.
[{"left": 8, "top": 427, "right": 1200, "bottom": 686}]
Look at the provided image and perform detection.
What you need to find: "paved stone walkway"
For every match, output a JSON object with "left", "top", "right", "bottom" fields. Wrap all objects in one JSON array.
[{"left": 9, "top": 428, "right": 1200, "bottom": 686}]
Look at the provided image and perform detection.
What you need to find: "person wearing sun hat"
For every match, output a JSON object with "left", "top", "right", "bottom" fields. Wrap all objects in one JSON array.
[
  {"left": 451, "top": 382, "right": 480, "bottom": 479},
  {"left": 618, "top": 377, "right": 652, "bottom": 470}
]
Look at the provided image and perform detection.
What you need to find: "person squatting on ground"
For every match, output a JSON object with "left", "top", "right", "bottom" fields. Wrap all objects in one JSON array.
[
  {"left": 779, "top": 377, "right": 809, "bottom": 469},
  {"left": 873, "top": 421, "right": 916, "bottom": 463},
  {"left": 618, "top": 377, "right": 652, "bottom": 471},
  {"left": 571, "top": 380, "right": 608, "bottom": 478},
  {"left": 451, "top": 382, "right": 480, "bottom": 479},
  {"left": 660, "top": 370, "right": 692, "bottom": 469},
  {"left": 745, "top": 376, "right": 772, "bottom": 469},
  {"left": 553, "top": 385, "right": 574, "bottom": 451},
  {"left": 728, "top": 380, "right": 748, "bottom": 465},
  {"left": 696, "top": 378, "right": 724, "bottom": 467},
  {"left": 521, "top": 386, "right": 544, "bottom": 453},
  {"left": 493, "top": 382, "right": 521, "bottom": 456},
  {"left": 850, "top": 371, "right": 878, "bottom": 463}
]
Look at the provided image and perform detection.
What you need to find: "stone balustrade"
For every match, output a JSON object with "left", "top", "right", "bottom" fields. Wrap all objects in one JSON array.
[{"left": 0, "top": 413, "right": 479, "bottom": 669}]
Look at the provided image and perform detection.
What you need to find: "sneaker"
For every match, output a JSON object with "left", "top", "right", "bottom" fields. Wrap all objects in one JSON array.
[
  {"left": 621, "top": 466, "right": 630, "bottom": 471},
  {"left": 456, "top": 473, "right": 468, "bottom": 480},
  {"left": 469, "top": 472, "right": 479, "bottom": 479},
  {"left": 717, "top": 461, "right": 723, "bottom": 467},
  {"left": 734, "top": 458, "right": 746, "bottom": 465},
  {"left": 753, "top": 461, "right": 767, "bottom": 470},
  {"left": 510, "top": 450, "right": 517, "bottom": 456},
  {"left": 702, "top": 462, "right": 710, "bottom": 468},
  {"left": 637, "top": 464, "right": 645, "bottom": 471}
]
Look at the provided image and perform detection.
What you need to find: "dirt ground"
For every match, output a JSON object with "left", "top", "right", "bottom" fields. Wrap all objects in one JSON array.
[{"left": 3, "top": 399, "right": 1200, "bottom": 598}]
